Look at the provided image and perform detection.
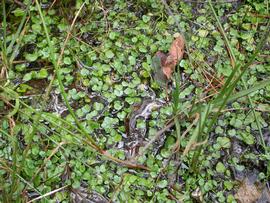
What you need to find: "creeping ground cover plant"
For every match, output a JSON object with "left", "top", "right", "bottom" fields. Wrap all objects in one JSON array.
[{"left": 0, "top": 0, "right": 270, "bottom": 202}]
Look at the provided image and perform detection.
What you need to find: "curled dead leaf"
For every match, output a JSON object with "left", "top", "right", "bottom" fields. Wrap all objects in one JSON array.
[
  {"left": 155, "top": 51, "right": 168, "bottom": 65},
  {"left": 163, "top": 55, "right": 176, "bottom": 79},
  {"left": 153, "top": 35, "right": 185, "bottom": 81},
  {"left": 163, "top": 35, "right": 185, "bottom": 79},
  {"left": 152, "top": 51, "right": 168, "bottom": 86},
  {"left": 169, "top": 35, "right": 185, "bottom": 63},
  {"left": 235, "top": 178, "right": 262, "bottom": 203}
]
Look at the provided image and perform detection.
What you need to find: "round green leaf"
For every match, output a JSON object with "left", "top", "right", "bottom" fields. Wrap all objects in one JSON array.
[
  {"left": 25, "top": 53, "right": 38, "bottom": 62},
  {"left": 216, "top": 162, "right": 226, "bottom": 173},
  {"left": 105, "top": 50, "right": 114, "bottom": 59}
]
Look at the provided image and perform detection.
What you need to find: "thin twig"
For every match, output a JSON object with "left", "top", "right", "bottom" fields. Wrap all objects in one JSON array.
[
  {"left": 31, "top": 141, "right": 67, "bottom": 182},
  {"left": 27, "top": 185, "right": 69, "bottom": 203},
  {"left": 132, "top": 121, "right": 175, "bottom": 161},
  {"left": 48, "top": 0, "right": 57, "bottom": 10},
  {"left": 6, "top": 0, "right": 26, "bottom": 8},
  {"left": 44, "top": 2, "right": 86, "bottom": 99}
]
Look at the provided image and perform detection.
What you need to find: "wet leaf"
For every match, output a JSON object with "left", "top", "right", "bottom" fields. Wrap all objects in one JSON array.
[
  {"left": 157, "top": 180, "right": 168, "bottom": 188},
  {"left": 217, "top": 137, "right": 231, "bottom": 149},
  {"left": 36, "top": 68, "right": 48, "bottom": 79},
  {"left": 25, "top": 53, "right": 38, "bottom": 62},
  {"left": 105, "top": 50, "right": 114, "bottom": 59},
  {"left": 216, "top": 162, "right": 226, "bottom": 173},
  {"left": 64, "top": 57, "right": 72, "bottom": 65},
  {"left": 152, "top": 51, "right": 168, "bottom": 85},
  {"left": 23, "top": 72, "right": 33, "bottom": 81},
  {"left": 12, "top": 8, "right": 25, "bottom": 17}
]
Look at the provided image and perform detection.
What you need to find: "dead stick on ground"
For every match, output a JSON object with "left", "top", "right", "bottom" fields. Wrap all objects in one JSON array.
[{"left": 133, "top": 121, "right": 175, "bottom": 161}]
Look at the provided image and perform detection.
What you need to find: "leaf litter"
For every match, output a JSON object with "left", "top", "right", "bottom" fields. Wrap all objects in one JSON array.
[
  {"left": 235, "top": 177, "right": 270, "bottom": 203},
  {"left": 153, "top": 34, "right": 185, "bottom": 84}
]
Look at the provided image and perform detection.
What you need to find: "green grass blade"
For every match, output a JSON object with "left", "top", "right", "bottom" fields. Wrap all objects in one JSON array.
[
  {"left": 7, "top": 2, "right": 31, "bottom": 56},
  {"left": 34, "top": 0, "right": 101, "bottom": 150},
  {"left": 208, "top": 0, "right": 269, "bottom": 150},
  {"left": 173, "top": 70, "right": 181, "bottom": 145},
  {"left": 215, "top": 79, "right": 270, "bottom": 107},
  {"left": 1, "top": 0, "right": 8, "bottom": 70}
]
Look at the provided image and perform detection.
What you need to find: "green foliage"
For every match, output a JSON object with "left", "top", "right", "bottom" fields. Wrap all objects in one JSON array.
[{"left": 0, "top": 0, "right": 269, "bottom": 202}]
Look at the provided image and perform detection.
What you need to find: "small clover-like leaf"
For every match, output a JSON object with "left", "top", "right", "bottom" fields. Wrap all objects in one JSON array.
[
  {"left": 25, "top": 53, "right": 38, "bottom": 62},
  {"left": 105, "top": 50, "right": 114, "bottom": 59},
  {"left": 216, "top": 162, "right": 226, "bottom": 173},
  {"left": 157, "top": 180, "right": 168, "bottom": 188},
  {"left": 23, "top": 72, "right": 33, "bottom": 81},
  {"left": 63, "top": 57, "right": 72, "bottom": 65}
]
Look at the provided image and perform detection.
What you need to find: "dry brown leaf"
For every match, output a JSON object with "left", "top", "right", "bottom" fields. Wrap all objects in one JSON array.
[
  {"left": 155, "top": 51, "right": 174, "bottom": 80},
  {"left": 162, "top": 35, "right": 185, "bottom": 79},
  {"left": 169, "top": 35, "right": 185, "bottom": 63},
  {"left": 235, "top": 178, "right": 262, "bottom": 203},
  {"left": 162, "top": 55, "right": 175, "bottom": 79},
  {"left": 155, "top": 51, "right": 168, "bottom": 66},
  {"left": 153, "top": 34, "right": 185, "bottom": 80}
]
